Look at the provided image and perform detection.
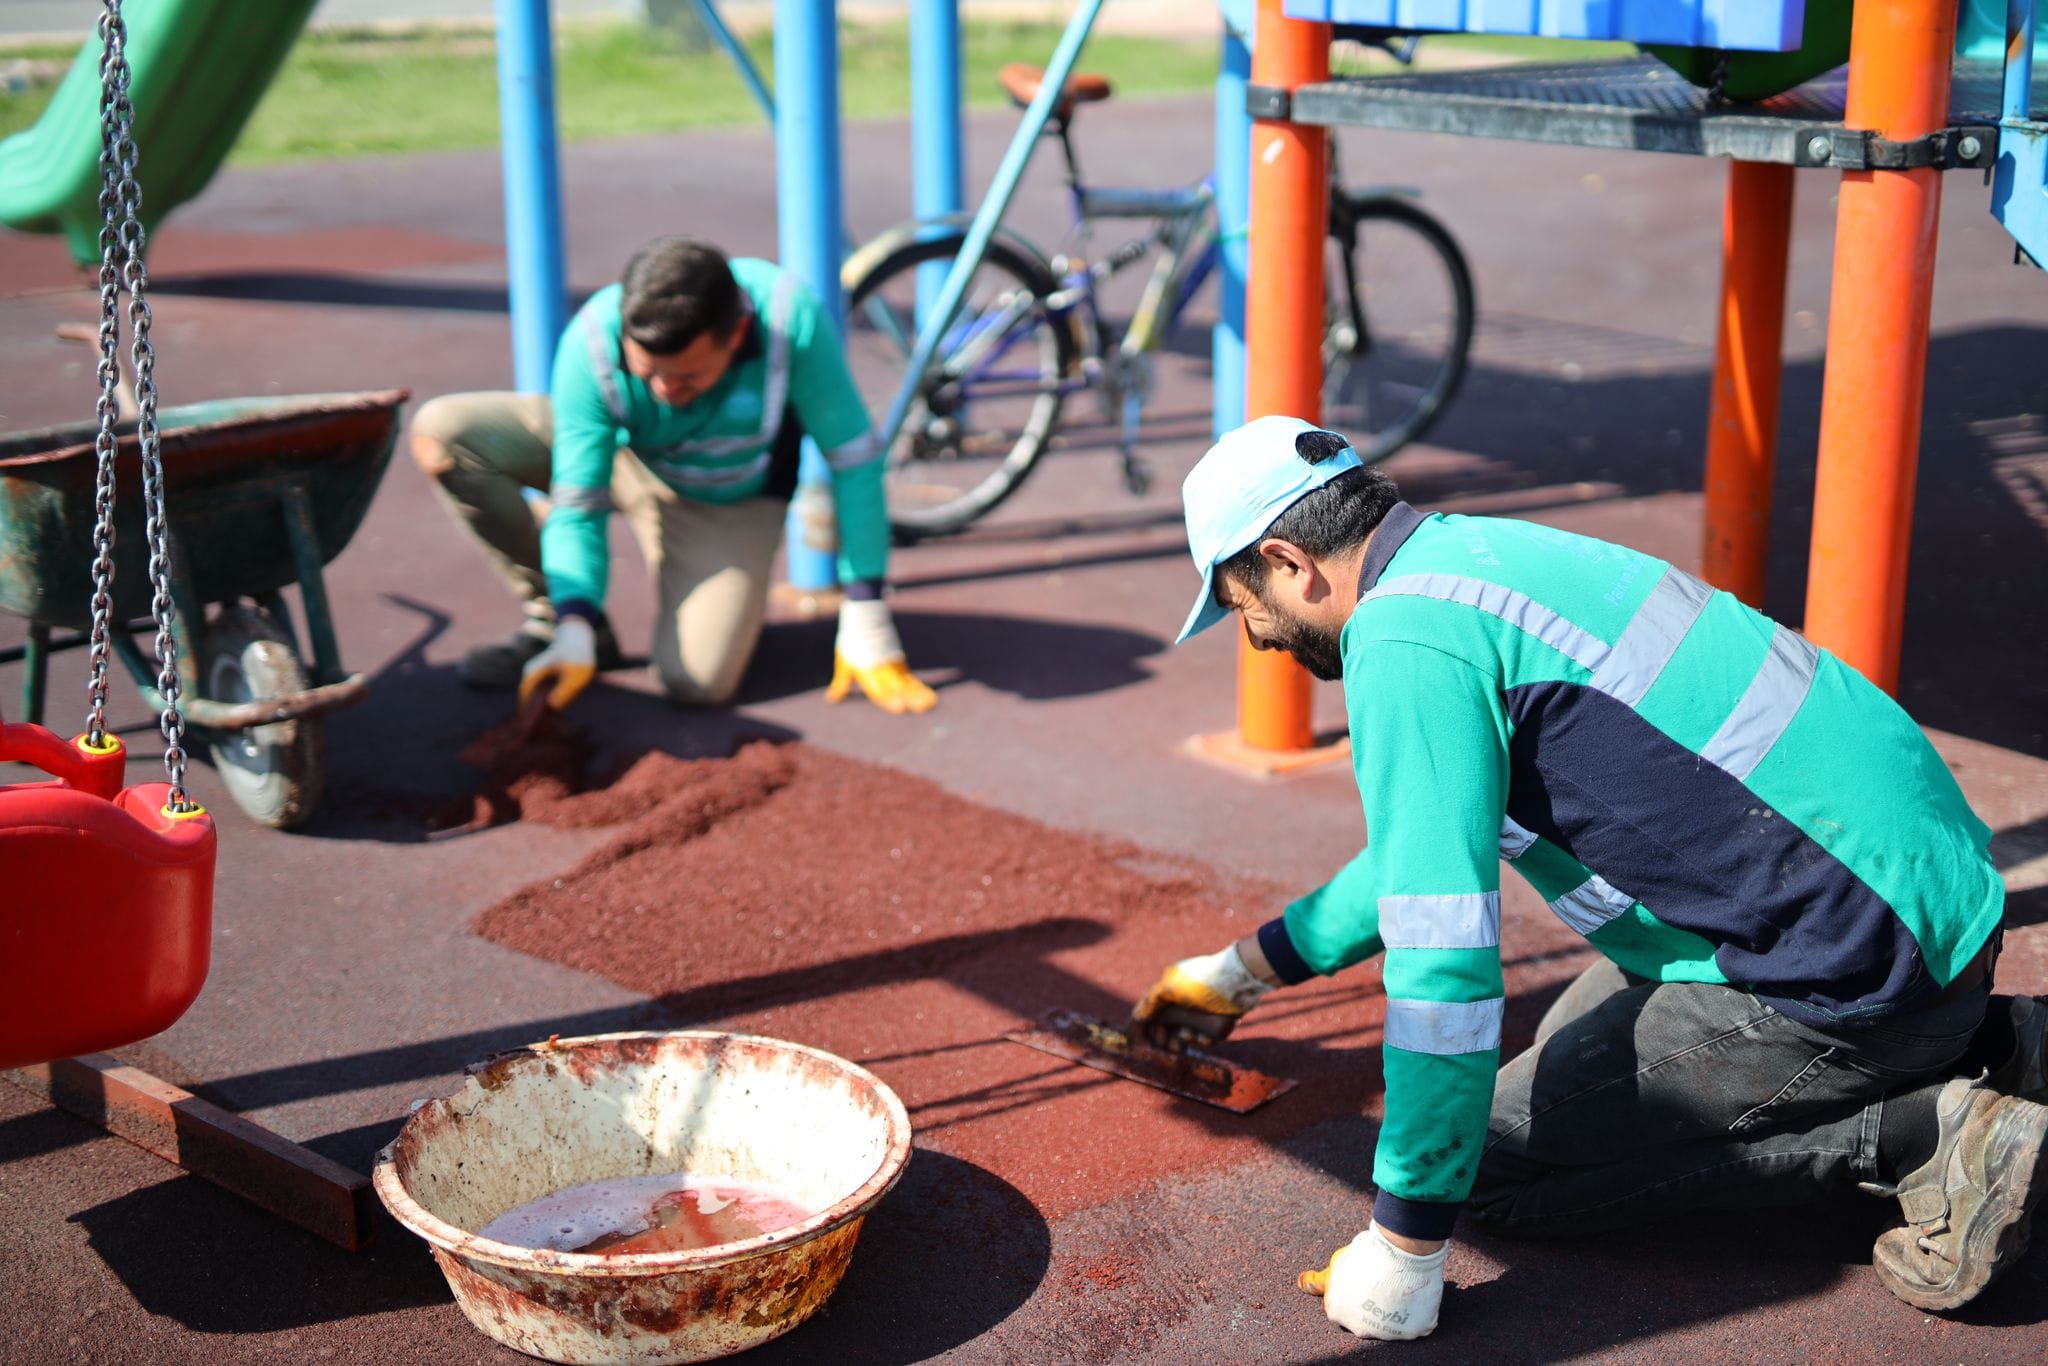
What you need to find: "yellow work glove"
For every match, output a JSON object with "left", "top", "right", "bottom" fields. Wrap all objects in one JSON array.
[
  {"left": 1299, "top": 1225, "right": 1447, "bottom": 1341},
  {"left": 825, "top": 598, "right": 936, "bottom": 715},
  {"left": 518, "top": 616, "right": 597, "bottom": 711},
  {"left": 1131, "top": 941, "right": 1275, "bottom": 1051}
]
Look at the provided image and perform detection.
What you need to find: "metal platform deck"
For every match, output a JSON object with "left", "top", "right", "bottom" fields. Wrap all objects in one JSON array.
[{"left": 1287, "top": 57, "right": 2029, "bottom": 169}]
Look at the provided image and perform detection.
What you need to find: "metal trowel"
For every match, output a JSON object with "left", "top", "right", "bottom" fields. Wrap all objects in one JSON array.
[{"left": 1004, "top": 1009, "right": 1296, "bottom": 1114}]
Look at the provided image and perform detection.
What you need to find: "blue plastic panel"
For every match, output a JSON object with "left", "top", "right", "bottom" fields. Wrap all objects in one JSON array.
[{"left": 1289, "top": 0, "right": 1805, "bottom": 51}]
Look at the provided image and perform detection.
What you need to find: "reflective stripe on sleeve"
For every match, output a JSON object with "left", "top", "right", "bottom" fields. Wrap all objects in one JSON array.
[
  {"left": 1701, "top": 624, "right": 1819, "bottom": 781},
  {"left": 1383, "top": 997, "right": 1505, "bottom": 1055},
  {"left": 1380, "top": 893, "right": 1501, "bottom": 950}
]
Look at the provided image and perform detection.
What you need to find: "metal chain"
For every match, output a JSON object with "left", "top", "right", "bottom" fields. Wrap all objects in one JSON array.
[
  {"left": 83, "top": 5, "right": 126, "bottom": 746},
  {"left": 88, "top": 0, "right": 192, "bottom": 808}
]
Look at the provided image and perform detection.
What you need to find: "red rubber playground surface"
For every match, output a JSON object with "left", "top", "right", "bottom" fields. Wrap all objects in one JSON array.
[{"left": 2, "top": 95, "right": 2045, "bottom": 1362}]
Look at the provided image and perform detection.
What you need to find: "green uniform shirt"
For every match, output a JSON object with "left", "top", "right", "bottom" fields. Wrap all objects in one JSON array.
[
  {"left": 541, "top": 258, "right": 888, "bottom": 609},
  {"left": 1263, "top": 503, "right": 2002, "bottom": 1240}
]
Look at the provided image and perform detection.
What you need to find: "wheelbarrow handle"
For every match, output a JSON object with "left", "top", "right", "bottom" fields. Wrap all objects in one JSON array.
[{"left": 0, "top": 722, "right": 128, "bottom": 802}]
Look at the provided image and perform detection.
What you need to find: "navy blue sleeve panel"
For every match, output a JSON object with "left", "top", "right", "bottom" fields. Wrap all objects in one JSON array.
[
  {"left": 1372, "top": 1192, "right": 1461, "bottom": 1241},
  {"left": 1257, "top": 917, "right": 1317, "bottom": 985}
]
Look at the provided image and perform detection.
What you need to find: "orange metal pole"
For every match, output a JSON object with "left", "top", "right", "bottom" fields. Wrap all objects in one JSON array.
[
  {"left": 1239, "top": 0, "right": 1329, "bottom": 752},
  {"left": 1701, "top": 160, "right": 1794, "bottom": 608},
  {"left": 1803, "top": 0, "right": 1956, "bottom": 692}
]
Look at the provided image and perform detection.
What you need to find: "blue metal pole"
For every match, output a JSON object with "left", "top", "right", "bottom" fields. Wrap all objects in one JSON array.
[
  {"left": 494, "top": 0, "right": 567, "bottom": 394},
  {"left": 776, "top": 0, "right": 843, "bottom": 592},
  {"left": 691, "top": 0, "right": 774, "bottom": 125},
  {"left": 1213, "top": 20, "right": 1251, "bottom": 440},
  {"left": 2005, "top": 0, "right": 2036, "bottom": 121},
  {"left": 877, "top": 0, "right": 1107, "bottom": 455},
  {"left": 912, "top": 0, "right": 965, "bottom": 322}
]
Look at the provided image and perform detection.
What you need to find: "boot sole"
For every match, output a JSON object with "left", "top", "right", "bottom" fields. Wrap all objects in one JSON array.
[{"left": 1879, "top": 1107, "right": 2048, "bottom": 1311}]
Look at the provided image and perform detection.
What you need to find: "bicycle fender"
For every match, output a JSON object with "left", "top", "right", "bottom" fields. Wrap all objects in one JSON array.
[{"left": 1342, "top": 186, "right": 1425, "bottom": 203}]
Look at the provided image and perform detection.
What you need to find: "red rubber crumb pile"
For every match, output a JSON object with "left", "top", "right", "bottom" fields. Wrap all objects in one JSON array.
[
  {"left": 447, "top": 702, "right": 599, "bottom": 830},
  {"left": 471, "top": 732, "right": 1248, "bottom": 1000},
  {"left": 457, "top": 716, "right": 1445, "bottom": 1228}
]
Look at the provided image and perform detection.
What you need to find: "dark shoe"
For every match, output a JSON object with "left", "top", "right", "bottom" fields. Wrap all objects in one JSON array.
[
  {"left": 461, "top": 617, "right": 626, "bottom": 690},
  {"left": 1871, "top": 1076, "right": 2048, "bottom": 1311},
  {"left": 1986, "top": 995, "right": 2048, "bottom": 1103},
  {"left": 591, "top": 617, "right": 625, "bottom": 673},
  {"left": 461, "top": 623, "right": 553, "bottom": 690}
]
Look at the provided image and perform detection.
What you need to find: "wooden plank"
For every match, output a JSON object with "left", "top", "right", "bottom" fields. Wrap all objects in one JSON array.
[{"left": 5, "top": 1054, "right": 375, "bottom": 1251}]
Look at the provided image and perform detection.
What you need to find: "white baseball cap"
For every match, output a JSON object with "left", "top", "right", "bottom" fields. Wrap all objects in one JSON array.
[{"left": 1176, "top": 415, "right": 1363, "bottom": 644}]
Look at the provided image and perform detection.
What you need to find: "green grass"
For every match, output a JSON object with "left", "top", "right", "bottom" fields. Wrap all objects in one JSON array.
[
  {"left": 0, "top": 19, "right": 1636, "bottom": 167},
  {"left": 0, "top": 20, "right": 1221, "bottom": 165}
]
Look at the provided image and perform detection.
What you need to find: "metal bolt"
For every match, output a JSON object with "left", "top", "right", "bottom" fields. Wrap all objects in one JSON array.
[
  {"left": 1958, "top": 135, "right": 1983, "bottom": 161},
  {"left": 1806, "top": 135, "right": 1833, "bottom": 162}
]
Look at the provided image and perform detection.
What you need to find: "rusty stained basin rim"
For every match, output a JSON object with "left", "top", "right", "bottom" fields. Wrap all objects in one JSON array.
[{"left": 371, "top": 1030, "right": 914, "bottom": 1279}]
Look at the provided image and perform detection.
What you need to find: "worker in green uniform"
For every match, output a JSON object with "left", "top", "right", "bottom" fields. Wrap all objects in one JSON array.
[
  {"left": 1134, "top": 415, "right": 2043, "bottom": 1341},
  {"left": 411, "top": 235, "right": 935, "bottom": 715}
]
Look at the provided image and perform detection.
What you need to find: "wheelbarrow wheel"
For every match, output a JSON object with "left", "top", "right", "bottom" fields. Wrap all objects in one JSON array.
[{"left": 201, "top": 606, "right": 326, "bottom": 830}]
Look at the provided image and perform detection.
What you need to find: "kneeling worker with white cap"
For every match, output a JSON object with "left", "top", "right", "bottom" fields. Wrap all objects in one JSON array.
[{"left": 1133, "top": 415, "right": 2042, "bottom": 1341}]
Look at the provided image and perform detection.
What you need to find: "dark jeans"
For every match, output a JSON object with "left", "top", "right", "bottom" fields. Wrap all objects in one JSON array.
[{"left": 1469, "top": 959, "right": 1990, "bottom": 1237}]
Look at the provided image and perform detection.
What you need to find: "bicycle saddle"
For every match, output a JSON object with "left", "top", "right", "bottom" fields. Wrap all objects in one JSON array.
[{"left": 999, "top": 63, "right": 1113, "bottom": 121}]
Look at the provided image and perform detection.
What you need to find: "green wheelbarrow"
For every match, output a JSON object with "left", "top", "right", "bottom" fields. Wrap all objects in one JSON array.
[{"left": 0, "top": 389, "right": 409, "bottom": 829}]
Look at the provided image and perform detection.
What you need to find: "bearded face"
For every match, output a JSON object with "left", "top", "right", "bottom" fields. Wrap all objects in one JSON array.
[{"left": 1257, "top": 593, "right": 1346, "bottom": 682}]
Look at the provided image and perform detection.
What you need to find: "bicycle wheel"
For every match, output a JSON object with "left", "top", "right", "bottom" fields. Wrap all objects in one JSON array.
[
  {"left": 1323, "top": 195, "right": 1475, "bottom": 462},
  {"left": 843, "top": 234, "right": 1073, "bottom": 540}
]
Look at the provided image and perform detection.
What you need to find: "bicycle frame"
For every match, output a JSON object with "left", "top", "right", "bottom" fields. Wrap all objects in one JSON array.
[
  {"left": 930, "top": 126, "right": 1427, "bottom": 417},
  {"left": 866, "top": 30, "right": 1465, "bottom": 527},
  {"left": 930, "top": 125, "right": 1224, "bottom": 418},
  {"left": 1060, "top": 182, "right": 1220, "bottom": 365}
]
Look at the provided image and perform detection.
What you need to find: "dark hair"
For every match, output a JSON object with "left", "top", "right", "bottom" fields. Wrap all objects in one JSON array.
[
  {"left": 1216, "top": 458, "right": 1401, "bottom": 604},
  {"left": 619, "top": 237, "right": 744, "bottom": 354}
]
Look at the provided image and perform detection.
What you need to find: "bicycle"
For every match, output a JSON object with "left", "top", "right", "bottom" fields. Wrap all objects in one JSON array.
[{"left": 841, "top": 52, "right": 1475, "bottom": 541}]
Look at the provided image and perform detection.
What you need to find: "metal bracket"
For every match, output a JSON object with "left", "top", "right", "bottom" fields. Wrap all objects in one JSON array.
[
  {"left": 1246, "top": 83, "right": 1293, "bottom": 121},
  {"left": 1793, "top": 124, "right": 1999, "bottom": 171}
]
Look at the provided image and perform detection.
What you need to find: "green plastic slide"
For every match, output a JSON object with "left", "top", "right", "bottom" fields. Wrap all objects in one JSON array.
[
  {"left": 0, "top": 0, "right": 319, "bottom": 265},
  {"left": 1643, "top": 0, "right": 1853, "bottom": 102}
]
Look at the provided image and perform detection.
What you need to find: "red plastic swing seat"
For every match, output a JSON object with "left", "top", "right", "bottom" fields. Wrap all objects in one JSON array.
[{"left": 0, "top": 720, "right": 216, "bottom": 1070}]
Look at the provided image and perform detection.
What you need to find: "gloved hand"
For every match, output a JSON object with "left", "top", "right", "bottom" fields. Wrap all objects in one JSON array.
[
  {"left": 1131, "top": 940, "right": 1275, "bottom": 1050},
  {"left": 1298, "top": 1224, "right": 1447, "bottom": 1341},
  {"left": 826, "top": 597, "right": 937, "bottom": 715},
  {"left": 519, "top": 616, "right": 597, "bottom": 711}
]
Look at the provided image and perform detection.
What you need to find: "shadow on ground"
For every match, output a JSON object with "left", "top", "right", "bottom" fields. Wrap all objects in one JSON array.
[
  {"left": 69, "top": 1173, "right": 446, "bottom": 1333},
  {"left": 1274, "top": 1115, "right": 2048, "bottom": 1361},
  {"left": 742, "top": 610, "right": 1166, "bottom": 706},
  {"left": 56, "top": 1135, "right": 1047, "bottom": 1354},
  {"left": 748, "top": 1149, "right": 1050, "bottom": 1365}
]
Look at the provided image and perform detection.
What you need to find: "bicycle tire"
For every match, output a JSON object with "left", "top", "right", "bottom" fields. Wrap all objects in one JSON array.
[
  {"left": 1323, "top": 195, "right": 1475, "bottom": 462},
  {"left": 844, "top": 234, "right": 1074, "bottom": 540}
]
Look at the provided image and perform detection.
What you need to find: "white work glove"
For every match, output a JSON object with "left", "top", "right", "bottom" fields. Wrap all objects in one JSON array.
[
  {"left": 519, "top": 616, "right": 597, "bottom": 711},
  {"left": 1131, "top": 941, "right": 1277, "bottom": 1050},
  {"left": 826, "top": 597, "right": 936, "bottom": 715},
  {"left": 1299, "top": 1224, "right": 1447, "bottom": 1341}
]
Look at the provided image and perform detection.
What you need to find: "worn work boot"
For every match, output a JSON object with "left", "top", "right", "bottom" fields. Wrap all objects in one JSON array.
[
  {"left": 461, "top": 618, "right": 624, "bottom": 690},
  {"left": 1986, "top": 995, "right": 2048, "bottom": 1102},
  {"left": 1871, "top": 1076, "right": 2048, "bottom": 1311}
]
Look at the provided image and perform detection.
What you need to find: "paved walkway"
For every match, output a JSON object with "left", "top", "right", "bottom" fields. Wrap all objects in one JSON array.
[{"left": 1, "top": 93, "right": 2045, "bottom": 1362}]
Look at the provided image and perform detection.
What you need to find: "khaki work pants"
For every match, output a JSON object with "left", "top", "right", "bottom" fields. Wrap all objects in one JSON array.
[{"left": 412, "top": 391, "right": 787, "bottom": 705}]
